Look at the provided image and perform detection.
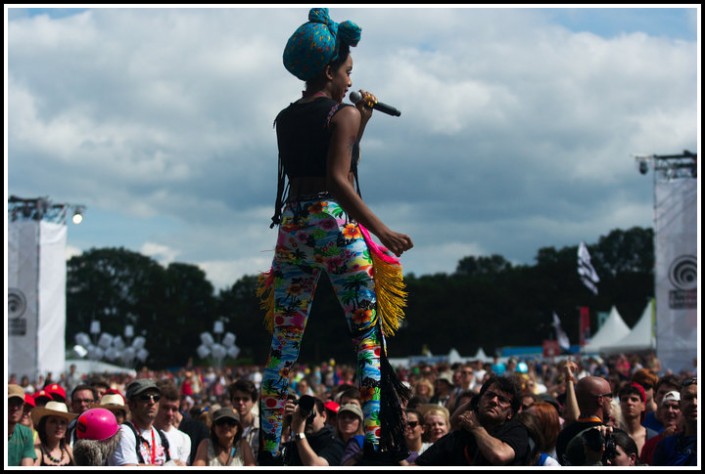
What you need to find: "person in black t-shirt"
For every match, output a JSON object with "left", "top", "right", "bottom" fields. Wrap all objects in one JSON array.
[
  {"left": 281, "top": 396, "right": 344, "bottom": 466},
  {"left": 415, "top": 375, "right": 530, "bottom": 466}
]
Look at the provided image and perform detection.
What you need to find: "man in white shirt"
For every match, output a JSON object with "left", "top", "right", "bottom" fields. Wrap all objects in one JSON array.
[
  {"left": 109, "top": 379, "right": 170, "bottom": 466},
  {"left": 155, "top": 380, "right": 191, "bottom": 465}
]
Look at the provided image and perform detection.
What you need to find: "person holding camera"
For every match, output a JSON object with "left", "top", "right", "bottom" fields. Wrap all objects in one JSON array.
[
  {"left": 555, "top": 376, "right": 613, "bottom": 465},
  {"left": 414, "top": 376, "right": 531, "bottom": 466},
  {"left": 563, "top": 424, "right": 617, "bottom": 465},
  {"left": 281, "top": 395, "right": 344, "bottom": 466}
]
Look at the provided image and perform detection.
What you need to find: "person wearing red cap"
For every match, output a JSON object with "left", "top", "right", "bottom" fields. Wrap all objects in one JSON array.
[
  {"left": 46, "top": 383, "right": 68, "bottom": 403},
  {"left": 617, "top": 382, "right": 658, "bottom": 457},
  {"left": 323, "top": 400, "right": 340, "bottom": 429},
  {"left": 630, "top": 369, "right": 659, "bottom": 414},
  {"left": 34, "top": 389, "right": 53, "bottom": 408},
  {"left": 20, "top": 393, "right": 39, "bottom": 445}
]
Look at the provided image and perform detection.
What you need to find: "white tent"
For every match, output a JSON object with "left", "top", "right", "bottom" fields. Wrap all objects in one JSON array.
[
  {"left": 581, "top": 306, "right": 630, "bottom": 354},
  {"left": 448, "top": 348, "right": 463, "bottom": 365},
  {"left": 599, "top": 300, "right": 656, "bottom": 355},
  {"left": 472, "top": 347, "right": 494, "bottom": 363},
  {"left": 65, "top": 359, "right": 137, "bottom": 379}
]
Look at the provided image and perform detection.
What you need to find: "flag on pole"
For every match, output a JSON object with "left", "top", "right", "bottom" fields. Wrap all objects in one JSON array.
[
  {"left": 552, "top": 312, "right": 571, "bottom": 352},
  {"left": 577, "top": 241, "right": 600, "bottom": 295}
]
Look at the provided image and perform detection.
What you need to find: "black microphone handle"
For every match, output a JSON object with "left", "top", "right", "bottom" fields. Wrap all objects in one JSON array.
[
  {"left": 373, "top": 101, "right": 401, "bottom": 117},
  {"left": 349, "top": 91, "right": 401, "bottom": 117}
]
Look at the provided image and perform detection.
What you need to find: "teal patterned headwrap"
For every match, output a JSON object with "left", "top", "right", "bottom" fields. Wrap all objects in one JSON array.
[{"left": 283, "top": 8, "right": 361, "bottom": 82}]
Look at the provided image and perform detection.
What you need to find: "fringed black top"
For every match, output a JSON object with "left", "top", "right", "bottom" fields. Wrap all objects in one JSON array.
[{"left": 270, "top": 97, "right": 360, "bottom": 228}]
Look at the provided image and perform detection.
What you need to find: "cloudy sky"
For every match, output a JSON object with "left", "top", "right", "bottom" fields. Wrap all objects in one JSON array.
[{"left": 6, "top": 6, "right": 700, "bottom": 291}]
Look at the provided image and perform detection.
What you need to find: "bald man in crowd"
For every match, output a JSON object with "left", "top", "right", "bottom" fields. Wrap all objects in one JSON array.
[{"left": 555, "top": 376, "right": 613, "bottom": 465}]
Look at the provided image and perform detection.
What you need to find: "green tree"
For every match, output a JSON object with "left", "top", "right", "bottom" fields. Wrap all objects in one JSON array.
[
  {"left": 66, "top": 248, "right": 217, "bottom": 369},
  {"left": 455, "top": 254, "right": 513, "bottom": 277},
  {"left": 65, "top": 227, "right": 655, "bottom": 367},
  {"left": 159, "top": 262, "right": 217, "bottom": 367},
  {"left": 67, "top": 247, "right": 165, "bottom": 348}
]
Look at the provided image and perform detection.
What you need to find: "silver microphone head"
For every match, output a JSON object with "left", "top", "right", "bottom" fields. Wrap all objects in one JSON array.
[{"left": 349, "top": 90, "right": 362, "bottom": 104}]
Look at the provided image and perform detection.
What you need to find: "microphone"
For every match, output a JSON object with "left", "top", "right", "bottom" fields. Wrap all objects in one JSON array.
[{"left": 349, "top": 91, "right": 401, "bottom": 117}]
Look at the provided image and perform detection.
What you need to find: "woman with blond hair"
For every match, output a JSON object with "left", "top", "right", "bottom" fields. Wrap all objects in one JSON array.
[
  {"left": 422, "top": 405, "right": 450, "bottom": 444},
  {"left": 412, "top": 378, "right": 434, "bottom": 404}
]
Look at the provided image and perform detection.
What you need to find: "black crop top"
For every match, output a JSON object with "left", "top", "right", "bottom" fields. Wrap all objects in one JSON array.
[{"left": 270, "top": 97, "right": 361, "bottom": 227}]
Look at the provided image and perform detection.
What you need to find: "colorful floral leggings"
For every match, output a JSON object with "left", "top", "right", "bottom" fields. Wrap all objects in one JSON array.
[{"left": 259, "top": 197, "right": 383, "bottom": 456}]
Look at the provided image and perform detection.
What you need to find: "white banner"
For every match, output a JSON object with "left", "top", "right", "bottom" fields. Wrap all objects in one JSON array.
[
  {"left": 8, "top": 221, "right": 40, "bottom": 380},
  {"left": 655, "top": 177, "right": 697, "bottom": 374},
  {"left": 38, "top": 221, "right": 67, "bottom": 377},
  {"left": 7, "top": 221, "right": 67, "bottom": 380}
]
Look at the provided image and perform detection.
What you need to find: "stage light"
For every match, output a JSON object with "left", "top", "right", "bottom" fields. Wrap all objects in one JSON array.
[
  {"left": 72, "top": 206, "right": 85, "bottom": 224},
  {"left": 633, "top": 155, "right": 652, "bottom": 176}
]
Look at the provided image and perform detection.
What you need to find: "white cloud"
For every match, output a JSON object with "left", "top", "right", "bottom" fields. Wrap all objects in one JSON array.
[
  {"left": 140, "top": 242, "right": 180, "bottom": 266},
  {"left": 7, "top": 7, "right": 697, "bottom": 292}
]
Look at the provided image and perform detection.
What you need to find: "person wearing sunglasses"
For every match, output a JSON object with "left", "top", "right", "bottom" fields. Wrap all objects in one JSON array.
[
  {"left": 192, "top": 407, "right": 255, "bottom": 466},
  {"left": 400, "top": 409, "right": 431, "bottom": 465},
  {"left": 555, "top": 376, "right": 613, "bottom": 465},
  {"left": 109, "top": 379, "right": 170, "bottom": 466}
]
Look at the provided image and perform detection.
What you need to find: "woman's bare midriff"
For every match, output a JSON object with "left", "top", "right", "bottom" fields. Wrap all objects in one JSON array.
[{"left": 288, "top": 174, "right": 354, "bottom": 199}]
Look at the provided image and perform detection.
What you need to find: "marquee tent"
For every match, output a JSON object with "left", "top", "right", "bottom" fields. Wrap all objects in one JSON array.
[
  {"left": 65, "top": 359, "right": 137, "bottom": 379},
  {"left": 581, "top": 306, "right": 630, "bottom": 354},
  {"left": 597, "top": 300, "right": 656, "bottom": 355}
]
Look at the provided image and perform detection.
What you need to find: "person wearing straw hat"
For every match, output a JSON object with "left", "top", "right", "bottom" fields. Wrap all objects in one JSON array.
[
  {"left": 8, "top": 384, "right": 37, "bottom": 466},
  {"left": 32, "top": 400, "right": 78, "bottom": 466},
  {"left": 99, "top": 392, "right": 129, "bottom": 425},
  {"left": 257, "top": 7, "right": 412, "bottom": 465}
]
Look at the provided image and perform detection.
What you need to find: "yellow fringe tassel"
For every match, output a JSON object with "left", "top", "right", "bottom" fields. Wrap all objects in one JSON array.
[
  {"left": 371, "top": 251, "right": 408, "bottom": 338},
  {"left": 256, "top": 255, "right": 407, "bottom": 337},
  {"left": 256, "top": 270, "right": 276, "bottom": 333}
]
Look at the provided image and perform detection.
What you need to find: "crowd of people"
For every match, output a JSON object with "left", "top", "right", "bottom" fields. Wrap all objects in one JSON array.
[{"left": 7, "top": 351, "right": 697, "bottom": 467}]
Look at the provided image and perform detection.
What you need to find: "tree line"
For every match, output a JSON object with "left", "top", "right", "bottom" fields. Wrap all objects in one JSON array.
[{"left": 66, "top": 226, "right": 654, "bottom": 369}]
